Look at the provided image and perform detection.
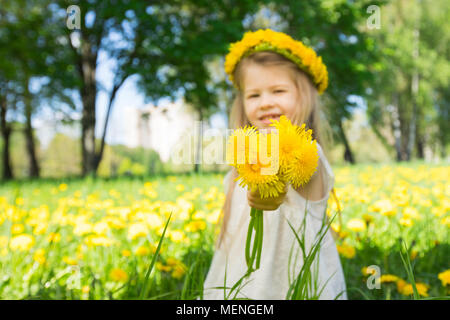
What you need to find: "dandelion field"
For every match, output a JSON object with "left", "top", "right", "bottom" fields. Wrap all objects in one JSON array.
[{"left": 0, "top": 162, "right": 448, "bottom": 300}]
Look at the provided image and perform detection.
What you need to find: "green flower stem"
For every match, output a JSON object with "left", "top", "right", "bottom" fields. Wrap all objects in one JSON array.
[
  {"left": 255, "top": 210, "right": 263, "bottom": 269},
  {"left": 245, "top": 207, "right": 264, "bottom": 273},
  {"left": 245, "top": 217, "right": 254, "bottom": 265}
]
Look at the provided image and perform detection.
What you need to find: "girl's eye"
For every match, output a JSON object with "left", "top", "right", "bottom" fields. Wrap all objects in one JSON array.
[
  {"left": 249, "top": 95, "right": 259, "bottom": 99},
  {"left": 274, "top": 90, "right": 285, "bottom": 93}
]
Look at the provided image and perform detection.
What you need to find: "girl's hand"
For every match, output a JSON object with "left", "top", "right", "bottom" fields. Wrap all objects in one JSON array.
[{"left": 247, "top": 184, "right": 288, "bottom": 211}]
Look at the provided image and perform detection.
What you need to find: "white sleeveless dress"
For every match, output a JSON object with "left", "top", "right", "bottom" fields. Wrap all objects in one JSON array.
[{"left": 203, "top": 143, "right": 347, "bottom": 300}]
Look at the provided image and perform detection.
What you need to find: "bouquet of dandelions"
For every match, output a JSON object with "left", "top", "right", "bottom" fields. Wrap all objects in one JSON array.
[{"left": 226, "top": 115, "right": 319, "bottom": 275}]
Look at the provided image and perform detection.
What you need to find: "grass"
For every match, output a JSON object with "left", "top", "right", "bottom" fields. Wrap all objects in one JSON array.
[{"left": 0, "top": 161, "right": 448, "bottom": 299}]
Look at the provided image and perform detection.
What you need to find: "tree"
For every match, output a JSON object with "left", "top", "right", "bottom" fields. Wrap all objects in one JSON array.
[
  {"left": 366, "top": 0, "right": 450, "bottom": 161},
  {"left": 0, "top": 0, "right": 78, "bottom": 178},
  {"left": 136, "top": 0, "right": 268, "bottom": 172}
]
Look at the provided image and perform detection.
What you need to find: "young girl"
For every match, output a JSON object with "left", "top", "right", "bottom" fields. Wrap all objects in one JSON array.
[{"left": 203, "top": 29, "right": 347, "bottom": 300}]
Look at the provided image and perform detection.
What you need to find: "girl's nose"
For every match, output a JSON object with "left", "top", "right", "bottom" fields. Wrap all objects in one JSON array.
[{"left": 259, "top": 92, "right": 274, "bottom": 109}]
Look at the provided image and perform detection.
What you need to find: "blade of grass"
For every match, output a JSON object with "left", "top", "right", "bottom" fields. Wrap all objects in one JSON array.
[
  {"left": 139, "top": 212, "right": 172, "bottom": 300},
  {"left": 399, "top": 239, "right": 420, "bottom": 300}
]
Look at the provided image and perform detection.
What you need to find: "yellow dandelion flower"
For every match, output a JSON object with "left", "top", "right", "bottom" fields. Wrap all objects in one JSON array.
[
  {"left": 93, "top": 221, "right": 109, "bottom": 235},
  {"left": 441, "top": 216, "right": 450, "bottom": 227},
  {"left": 336, "top": 243, "right": 355, "bottom": 259},
  {"left": 399, "top": 217, "right": 413, "bottom": 227},
  {"left": 185, "top": 220, "right": 206, "bottom": 232},
  {"left": 338, "top": 231, "right": 349, "bottom": 239},
  {"left": 63, "top": 256, "right": 78, "bottom": 265},
  {"left": 156, "top": 262, "right": 172, "bottom": 272},
  {"left": 410, "top": 250, "right": 418, "bottom": 260},
  {"left": 145, "top": 213, "right": 164, "bottom": 230},
  {"left": 10, "top": 234, "right": 35, "bottom": 251},
  {"left": 46, "top": 232, "right": 61, "bottom": 243},
  {"left": 268, "top": 116, "right": 319, "bottom": 186},
  {"left": 403, "top": 207, "right": 421, "bottom": 220},
  {"left": 73, "top": 222, "right": 93, "bottom": 236},
  {"left": 362, "top": 266, "right": 377, "bottom": 276},
  {"left": 172, "top": 264, "right": 187, "bottom": 279},
  {"left": 33, "top": 248, "right": 46, "bottom": 265},
  {"left": 135, "top": 246, "right": 150, "bottom": 256},
  {"left": 225, "top": 125, "right": 258, "bottom": 167},
  {"left": 438, "top": 269, "right": 450, "bottom": 286},
  {"left": 362, "top": 214, "right": 374, "bottom": 224},
  {"left": 371, "top": 199, "right": 397, "bottom": 217},
  {"left": 84, "top": 235, "right": 115, "bottom": 247},
  {"left": 206, "top": 209, "right": 221, "bottom": 224},
  {"left": 380, "top": 274, "right": 399, "bottom": 283},
  {"left": 268, "top": 116, "right": 304, "bottom": 170},
  {"left": 169, "top": 230, "right": 185, "bottom": 243},
  {"left": 396, "top": 279, "right": 407, "bottom": 293},
  {"left": 110, "top": 268, "right": 128, "bottom": 282},
  {"left": 33, "top": 222, "right": 48, "bottom": 235},
  {"left": 401, "top": 283, "right": 429, "bottom": 297},
  {"left": 11, "top": 224, "right": 24, "bottom": 234},
  {"left": 122, "top": 249, "right": 131, "bottom": 257},
  {"left": 0, "top": 236, "right": 8, "bottom": 248},
  {"left": 346, "top": 218, "right": 366, "bottom": 233},
  {"left": 236, "top": 162, "right": 286, "bottom": 199},
  {"left": 127, "top": 223, "right": 148, "bottom": 240},
  {"left": 192, "top": 210, "right": 206, "bottom": 220}
]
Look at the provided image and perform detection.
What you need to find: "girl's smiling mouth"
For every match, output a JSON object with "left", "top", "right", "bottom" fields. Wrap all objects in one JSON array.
[{"left": 259, "top": 114, "right": 282, "bottom": 124}]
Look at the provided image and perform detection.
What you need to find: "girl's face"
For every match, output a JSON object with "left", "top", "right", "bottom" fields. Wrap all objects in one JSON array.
[{"left": 242, "top": 63, "right": 299, "bottom": 131}]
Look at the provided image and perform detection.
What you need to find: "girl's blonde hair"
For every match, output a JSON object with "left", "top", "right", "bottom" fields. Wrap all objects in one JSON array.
[{"left": 216, "top": 51, "right": 334, "bottom": 250}]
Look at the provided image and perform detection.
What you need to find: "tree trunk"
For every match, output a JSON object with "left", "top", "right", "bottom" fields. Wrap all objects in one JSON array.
[
  {"left": 407, "top": 29, "right": 420, "bottom": 161},
  {"left": 337, "top": 119, "right": 355, "bottom": 164},
  {"left": 24, "top": 79, "right": 40, "bottom": 177},
  {"left": 194, "top": 110, "right": 203, "bottom": 173},
  {"left": 0, "top": 96, "right": 13, "bottom": 180},
  {"left": 390, "top": 94, "right": 403, "bottom": 161},
  {"left": 80, "top": 40, "right": 97, "bottom": 177},
  {"left": 94, "top": 77, "right": 127, "bottom": 173}
]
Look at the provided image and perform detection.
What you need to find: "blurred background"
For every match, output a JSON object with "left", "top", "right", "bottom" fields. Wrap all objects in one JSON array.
[
  {"left": 0, "top": 0, "right": 448, "bottom": 180},
  {"left": 0, "top": 0, "right": 449, "bottom": 301}
]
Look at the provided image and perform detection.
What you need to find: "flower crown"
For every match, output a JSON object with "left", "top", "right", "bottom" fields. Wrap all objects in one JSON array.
[{"left": 224, "top": 29, "right": 328, "bottom": 94}]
